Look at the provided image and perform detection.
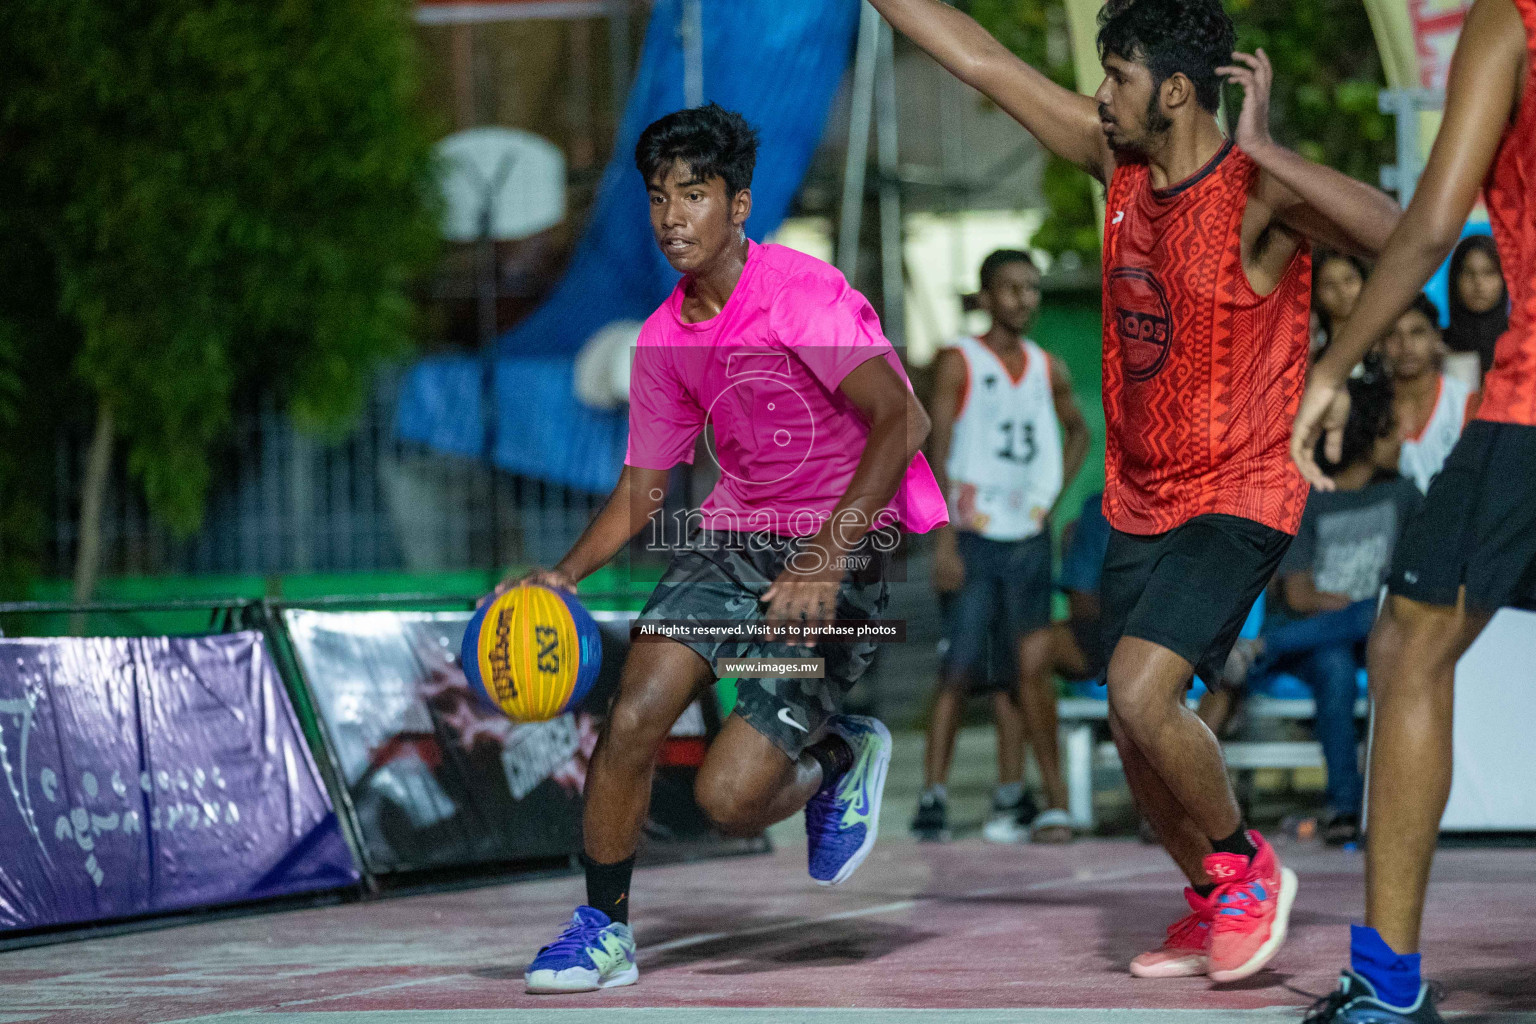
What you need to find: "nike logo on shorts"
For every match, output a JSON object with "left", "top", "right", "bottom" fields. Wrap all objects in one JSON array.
[{"left": 778, "top": 707, "right": 809, "bottom": 733}]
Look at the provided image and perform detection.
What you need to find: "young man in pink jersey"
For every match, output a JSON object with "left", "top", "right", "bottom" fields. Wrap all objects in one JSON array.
[{"left": 515, "top": 104, "right": 946, "bottom": 993}]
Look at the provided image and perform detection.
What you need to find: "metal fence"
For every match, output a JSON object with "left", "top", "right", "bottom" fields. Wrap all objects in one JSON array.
[{"left": 48, "top": 372, "right": 612, "bottom": 578}]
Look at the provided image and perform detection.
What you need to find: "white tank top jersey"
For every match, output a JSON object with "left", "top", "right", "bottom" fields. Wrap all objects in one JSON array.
[
  {"left": 944, "top": 336, "right": 1064, "bottom": 541},
  {"left": 1399, "top": 373, "right": 1475, "bottom": 494}
]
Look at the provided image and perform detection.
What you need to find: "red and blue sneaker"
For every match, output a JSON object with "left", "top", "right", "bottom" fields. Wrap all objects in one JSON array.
[
  {"left": 805, "top": 715, "right": 892, "bottom": 886},
  {"left": 1130, "top": 886, "right": 1216, "bottom": 978},
  {"left": 1206, "top": 831, "right": 1299, "bottom": 983}
]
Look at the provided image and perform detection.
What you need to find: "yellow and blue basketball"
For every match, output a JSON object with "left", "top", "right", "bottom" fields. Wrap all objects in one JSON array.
[{"left": 460, "top": 585, "right": 603, "bottom": 722}]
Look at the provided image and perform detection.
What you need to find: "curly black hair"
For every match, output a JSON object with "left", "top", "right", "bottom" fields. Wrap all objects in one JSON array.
[
  {"left": 635, "top": 103, "right": 759, "bottom": 196},
  {"left": 1097, "top": 0, "right": 1236, "bottom": 114},
  {"left": 1315, "top": 364, "right": 1396, "bottom": 477}
]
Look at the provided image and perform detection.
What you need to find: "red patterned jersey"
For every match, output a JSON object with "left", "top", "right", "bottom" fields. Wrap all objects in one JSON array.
[
  {"left": 1478, "top": 0, "right": 1536, "bottom": 426},
  {"left": 1102, "top": 141, "right": 1312, "bottom": 536}
]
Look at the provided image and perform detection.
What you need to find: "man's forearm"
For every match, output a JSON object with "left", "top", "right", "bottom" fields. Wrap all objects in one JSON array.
[
  {"left": 1062, "top": 422, "right": 1089, "bottom": 496},
  {"left": 868, "top": 0, "right": 1104, "bottom": 176},
  {"left": 1254, "top": 142, "right": 1401, "bottom": 256},
  {"left": 1315, "top": 218, "right": 1460, "bottom": 387},
  {"left": 810, "top": 411, "right": 922, "bottom": 567},
  {"left": 553, "top": 470, "right": 664, "bottom": 581}
]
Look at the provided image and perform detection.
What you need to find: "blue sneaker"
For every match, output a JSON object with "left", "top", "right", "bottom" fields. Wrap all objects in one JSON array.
[
  {"left": 1303, "top": 969, "right": 1444, "bottom": 1022},
  {"left": 524, "top": 906, "right": 638, "bottom": 993},
  {"left": 805, "top": 715, "right": 892, "bottom": 886}
]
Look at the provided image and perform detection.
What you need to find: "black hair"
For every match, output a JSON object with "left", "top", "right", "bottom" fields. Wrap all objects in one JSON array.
[
  {"left": 979, "top": 249, "right": 1038, "bottom": 292},
  {"left": 1311, "top": 249, "right": 1370, "bottom": 343},
  {"left": 635, "top": 103, "right": 759, "bottom": 197},
  {"left": 1447, "top": 234, "right": 1507, "bottom": 316},
  {"left": 1315, "top": 364, "right": 1396, "bottom": 476},
  {"left": 1400, "top": 292, "right": 1443, "bottom": 331},
  {"left": 1097, "top": 0, "right": 1236, "bottom": 114}
]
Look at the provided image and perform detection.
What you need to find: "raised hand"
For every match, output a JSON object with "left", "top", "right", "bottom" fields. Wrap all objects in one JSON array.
[
  {"left": 1291, "top": 378, "right": 1351, "bottom": 492},
  {"left": 1218, "top": 49, "right": 1276, "bottom": 156}
]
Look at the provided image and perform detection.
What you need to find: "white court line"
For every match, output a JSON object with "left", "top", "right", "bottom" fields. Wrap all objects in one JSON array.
[
  {"left": 155, "top": 1008, "right": 1536, "bottom": 1023},
  {"left": 640, "top": 862, "right": 1172, "bottom": 957},
  {"left": 274, "top": 974, "right": 473, "bottom": 1008}
]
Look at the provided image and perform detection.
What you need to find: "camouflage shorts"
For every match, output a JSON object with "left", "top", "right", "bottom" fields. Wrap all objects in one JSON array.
[{"left": 636, "top": 528, "right": 893, "bottom": 758}]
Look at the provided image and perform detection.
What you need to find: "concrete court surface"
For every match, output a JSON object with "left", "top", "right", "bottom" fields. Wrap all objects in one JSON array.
[
  {"left": 5, "top": 835, "right": 1536, "bottom": 1024},
  {"left": 5, "top": 726, "right": 1535, "bottom": 1024}
]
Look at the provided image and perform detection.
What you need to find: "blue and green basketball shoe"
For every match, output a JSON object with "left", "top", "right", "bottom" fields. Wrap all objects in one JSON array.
[
  {"left": 1304, "top": 970, "right": 1445, "bottom": 1023},
  {"left": 524, "top": 906, "right": 638, "bottom": 993},
  {"left": 805, "top": 715, "right": 892, "bottom": 886}
]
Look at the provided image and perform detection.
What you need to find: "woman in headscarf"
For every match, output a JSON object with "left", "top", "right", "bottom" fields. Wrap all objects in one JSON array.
[{"left": 1444, "top": 234, "right": 1509, "bottom": 377}]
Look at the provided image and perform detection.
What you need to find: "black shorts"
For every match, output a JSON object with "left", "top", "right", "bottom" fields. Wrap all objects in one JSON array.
[
  {"left": 635, "top": 528, "right": 893, "bottom": 758},
  {"left": 939, "top": 530, "right": 1053, "bottom": 693},
  {"left": 1100, "top": 514, "right": 1291, "bottom": 686},
  {"left": 1389, "top": 420, "right": 1536, "bottom": 612},
  {"left": 1064, "top": 614, "right": 1108, "bottom": 681}
]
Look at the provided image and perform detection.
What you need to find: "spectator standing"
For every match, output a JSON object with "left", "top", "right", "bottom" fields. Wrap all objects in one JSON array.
[{"left": 912, "top": 249, "right": 1088, "bottom": 844}]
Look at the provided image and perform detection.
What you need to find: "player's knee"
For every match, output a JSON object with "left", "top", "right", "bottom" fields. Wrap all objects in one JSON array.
[
  {"left": 1104, "top": 669, "right": 1159, "bottom": 728},
  {"left": 603, "top": 697, "right": 669, "bottom": 763},
  {"left": 1367, "top": 598, "right": 1457, "bottom": 703},
  {"left": 692, "top": 774, "right": 757, "bottom": 836}
]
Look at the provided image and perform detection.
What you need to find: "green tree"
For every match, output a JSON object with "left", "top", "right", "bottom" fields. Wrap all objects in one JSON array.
[
  {"left": 0, "top": 0, "right": 440, "bottom": 598},
  {"left": 968, "top": 0, "right": 1392, "bottom": 259}
]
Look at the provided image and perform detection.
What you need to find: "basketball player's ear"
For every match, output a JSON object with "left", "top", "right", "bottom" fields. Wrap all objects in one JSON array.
[
  {"left": 1162, "top": 72, "right": 1194, "bottom": 114},
  {"left": 731, "top": 188, "right": 752, "bottom": 232}
]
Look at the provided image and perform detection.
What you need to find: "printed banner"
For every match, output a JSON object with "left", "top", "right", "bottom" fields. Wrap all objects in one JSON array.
[
  {"left": 1410, "top": 0, "right": 1473, "bottom": 91},
  {"left": 0, "top": 632, "right": 358, "bottom": 932},
  {"left": 283, "top": 610, "right": 604, "bottom": 873},
  {"left": 283, "top": 608, "right": 760, "bottom": 875}
]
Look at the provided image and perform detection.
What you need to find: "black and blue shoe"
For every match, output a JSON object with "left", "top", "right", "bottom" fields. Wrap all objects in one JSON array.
[
  {"left": 1304, "top": 969, "right": 1445, "bottom": 1022},
  {"left": 805, "top": 715, "right": 892, "bottom": 885}
]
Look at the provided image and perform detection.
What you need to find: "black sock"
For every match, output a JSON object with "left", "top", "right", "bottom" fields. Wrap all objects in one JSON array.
[
  {"left": 582, "top": 853, "right": 635, "bottom": 925},
  {"left": 1193, "top": 883, "right": 1217, "bottom": 899},
  {"left": 1210, "top": 823, "right": 1258, "bottom": 859},
  {"left": 807, "top": 735, "right": 854, "bottom": 791}
]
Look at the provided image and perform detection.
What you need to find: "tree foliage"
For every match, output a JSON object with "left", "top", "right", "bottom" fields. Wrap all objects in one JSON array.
[
  {"left": 0, "top": 0, "right": 440, "bottom": 545},
  {"left": 968, "top": 0, "right": 1392, "bottom": 259}
]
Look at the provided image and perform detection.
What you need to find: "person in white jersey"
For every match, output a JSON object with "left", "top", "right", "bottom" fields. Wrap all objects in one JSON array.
[
  {"left": 912, "top": 249, "right": 1089, "bottom": 844},
  {"left": 1385, "top": 294, "right": 1478, "bottom": 493}
]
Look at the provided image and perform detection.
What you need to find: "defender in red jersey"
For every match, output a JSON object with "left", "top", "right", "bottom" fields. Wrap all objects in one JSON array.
[
  {"left": 867, "top": 0, "right": 1401, "bottom": 986},
  {"left": 1293, "top": 3, "right": 1533, "bottom": 1020}
]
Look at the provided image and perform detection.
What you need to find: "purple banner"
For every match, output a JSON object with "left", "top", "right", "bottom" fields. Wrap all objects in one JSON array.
[{"left": 0, "top": 632, "right": 359, "bottom": 932}]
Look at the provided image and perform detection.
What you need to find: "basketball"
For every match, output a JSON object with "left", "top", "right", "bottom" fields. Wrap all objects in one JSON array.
[{"left": 460, "top": 584, "right": 603, "bottom": 722}]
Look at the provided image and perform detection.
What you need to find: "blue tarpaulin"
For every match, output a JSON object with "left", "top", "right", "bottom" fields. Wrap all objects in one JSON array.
[{"left": 397, "top": 0, "right": 861, "bottom": 493}]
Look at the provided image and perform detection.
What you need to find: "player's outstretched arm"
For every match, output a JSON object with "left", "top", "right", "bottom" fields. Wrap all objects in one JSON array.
[
  {"left": 1223, "top": 48, "right": 1402, "bottom": 257},
  {"left": 868, "top": 0, "right": 1110, "bottom": 180},
  {"left": 496, "top": 465, "right": 670, "bottom": 595},
  {"left": 1292, "top": 0, "right": 1525, "bottom": 489}
]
